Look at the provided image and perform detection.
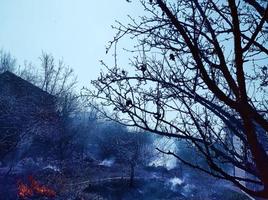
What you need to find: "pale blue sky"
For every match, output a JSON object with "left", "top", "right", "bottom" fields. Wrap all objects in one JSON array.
[{"left": 0, "top": 0, "right": 144, "bottom": 88}]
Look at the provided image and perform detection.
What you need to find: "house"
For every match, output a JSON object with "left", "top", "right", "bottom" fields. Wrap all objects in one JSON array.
[
  {"left": 0, "top": 71, "right": 61, "bottom": 161},
  {"left": 0, "top": 71, "right": 56, "bottom": 109}
]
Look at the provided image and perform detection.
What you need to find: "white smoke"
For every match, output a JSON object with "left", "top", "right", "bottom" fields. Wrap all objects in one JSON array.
[
  {"left": 150, "top": 137, "right": 178, "bottom": 170},
  {"left": 182, "top": 184, "right": 196, "bottom": 197},
  {"left": 170, "top": 177, "right": 183, "bottom": 186},
  {"left": 169, "top": 177, "right": 184, "bottom": 191},
  {"left": 43, "top": 165, "right": 61, "bottom": 173},
  {"left": 99, "top": 158, "right": 115, "bottom": 167}
]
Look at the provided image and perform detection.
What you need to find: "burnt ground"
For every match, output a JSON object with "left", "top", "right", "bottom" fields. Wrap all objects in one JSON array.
[{"left": 0, "top": 158, "right": 251, "bottom": 200}]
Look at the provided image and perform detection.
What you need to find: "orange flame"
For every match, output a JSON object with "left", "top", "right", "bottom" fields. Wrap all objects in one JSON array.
[
  {"left": 17, "top": 176, "right": 56, "bottom": 199},
  {"left": 17, "top": 180, "right": 33, "bottom": 199},
  {"left": 29, "top": 176, "right": 56, "bottom": 197}
]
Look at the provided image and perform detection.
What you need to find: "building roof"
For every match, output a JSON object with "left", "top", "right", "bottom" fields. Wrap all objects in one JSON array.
[{"left": 0, "top": 71, "right": 55, "bottom": 101}]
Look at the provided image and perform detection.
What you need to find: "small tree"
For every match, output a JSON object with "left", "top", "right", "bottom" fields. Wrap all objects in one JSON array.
[
  {"left": 26, "top": 53, "right": 79, "bottom": 162},
  {"left": 0, "top": 50, "right": 16, "bottom": 73},
  {"left": 95, "top": 122, "right": 153, "bottom": 187},
  {"left": 38, "top": 52, "right": 78, "bottom": 118}
]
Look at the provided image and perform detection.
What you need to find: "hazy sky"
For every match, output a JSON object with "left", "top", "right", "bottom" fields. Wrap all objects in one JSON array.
[{"left": 0, "top": 0, "right": 144, "bottom": 88}]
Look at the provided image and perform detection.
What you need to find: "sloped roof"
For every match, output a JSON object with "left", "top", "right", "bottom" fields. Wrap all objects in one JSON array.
[{"left": 0, "top": 71, "right": 54, "bottom": 101}]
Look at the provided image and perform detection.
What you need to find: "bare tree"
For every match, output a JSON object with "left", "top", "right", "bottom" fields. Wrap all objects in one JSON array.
[
  {"left": 0, "top": 50, "right": 16, "bottom": 73},
  {"left": 37, "top": 52, "right": 79, "bottom": 117},
  {"left": 87, "top": 0, "right": 268, "bottom": 198},
  {"left": 35, "top": 53, "right": 80, "bottom": 162},
  {"left": 95, "top": 122, "right": 153, "bottom": 187}
]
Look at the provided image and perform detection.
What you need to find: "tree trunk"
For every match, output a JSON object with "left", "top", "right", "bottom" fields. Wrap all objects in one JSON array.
[
  {"left": 129, "top": 164, "right": 135, "bottom": 187},
  {"left": 242, "top": 111, "right": 268, "bottom": 197}
]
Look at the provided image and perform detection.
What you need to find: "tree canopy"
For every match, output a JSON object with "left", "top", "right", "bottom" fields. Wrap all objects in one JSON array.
[{"left": 88, "top": 0, "right": 268, "bottom": 198}]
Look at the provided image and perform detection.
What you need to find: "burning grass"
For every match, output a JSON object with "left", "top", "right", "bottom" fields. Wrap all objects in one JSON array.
[{"left": 17, "top": 176, "right": 56, "bottom": 199}]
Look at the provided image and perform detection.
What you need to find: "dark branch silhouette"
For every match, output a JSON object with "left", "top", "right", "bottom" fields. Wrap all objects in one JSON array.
[{"left": 87, "top": 0, "right": 268, "bottom": 198}]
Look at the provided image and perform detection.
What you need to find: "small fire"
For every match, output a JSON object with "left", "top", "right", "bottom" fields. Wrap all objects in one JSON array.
[
  {"left": 17, "top": 176, "right": 56, "bottom": 199},
  {"left": 29, "top": 176, "right": 56, "bottom": 197},
  {"left": 17, "top": 180, "right": 33, "bottom": 199}
]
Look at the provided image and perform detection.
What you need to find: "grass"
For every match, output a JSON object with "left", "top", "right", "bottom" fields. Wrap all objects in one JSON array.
[{"left": 83, "top": 178, "right": 252, "bottom": 200}]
